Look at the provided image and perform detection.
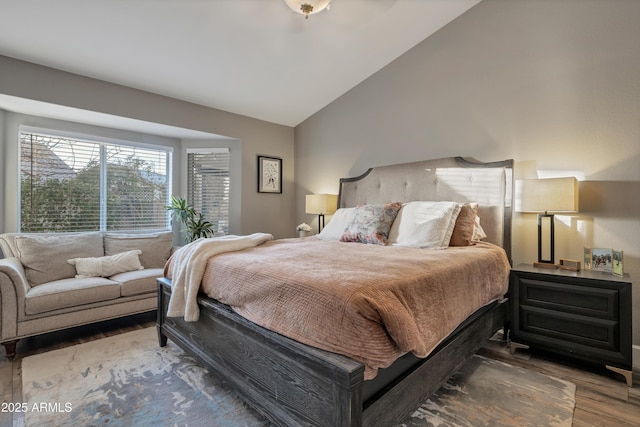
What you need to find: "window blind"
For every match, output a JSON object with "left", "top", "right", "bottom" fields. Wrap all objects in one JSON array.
[
  {"left": 20, "top": 131, "right": 171, "bottom": 232},
  {"left": 106, "top": 143, "right": 171, "bottom": 230},
  {"left": 187, "top": 149, "right": 230, "bottom": 236}
]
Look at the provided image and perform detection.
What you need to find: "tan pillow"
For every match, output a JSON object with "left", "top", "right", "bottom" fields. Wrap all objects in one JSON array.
[
  {"left": 15, "top": 232, "right": 104, "bottom": 286},
  {"left": 104, "top": 231, "right": 173, "bottom": 268},
  {"left": 450, "top": 203, "right": 479, "bottom": 246},
  {"left": 68, "top": 250, "right": 143, "bottom": 278}
]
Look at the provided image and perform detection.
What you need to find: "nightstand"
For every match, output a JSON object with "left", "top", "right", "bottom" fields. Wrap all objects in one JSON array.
[{"left": 510, "top": 264, "right": 632, "bottom": 386}]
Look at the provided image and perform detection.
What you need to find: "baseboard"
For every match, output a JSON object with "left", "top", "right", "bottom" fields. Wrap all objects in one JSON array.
[{"left": 633, "top": 345, "right": 640, "bottom": 370}]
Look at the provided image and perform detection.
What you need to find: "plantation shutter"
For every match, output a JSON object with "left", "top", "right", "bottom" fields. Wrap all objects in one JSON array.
[{"left": 187, "top": 148, "right": 230, "bottom": 236}]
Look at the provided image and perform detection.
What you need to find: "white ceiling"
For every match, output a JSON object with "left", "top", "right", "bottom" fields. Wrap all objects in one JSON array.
[{"left": 0, "top": 0, "right": 480, "bottom": 130}]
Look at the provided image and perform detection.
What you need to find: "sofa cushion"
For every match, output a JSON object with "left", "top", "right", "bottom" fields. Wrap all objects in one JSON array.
[
  {"left": 14, "top": 232, "right": 104, "bottom": 286},
  {"left": 111, "top": 267, "right": 164, "bottom": 297},
  {"left": 68, "top": 250, "right": 144, "bottom": 278},
  {"left": 25, "top": 277, "right": 120, "bottom": 315},
  {"left": 104, "top": 231, "right": 173, "bottom": 268}
]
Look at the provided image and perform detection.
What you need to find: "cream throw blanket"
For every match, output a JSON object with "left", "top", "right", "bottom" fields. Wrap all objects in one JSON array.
[{"left": 166, "top": 233, "right": 273, "bottom": 321}]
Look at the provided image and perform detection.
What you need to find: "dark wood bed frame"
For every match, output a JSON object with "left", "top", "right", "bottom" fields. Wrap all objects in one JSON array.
[{"left": 157, "top": 156, "right": 513, "bottom": 426}]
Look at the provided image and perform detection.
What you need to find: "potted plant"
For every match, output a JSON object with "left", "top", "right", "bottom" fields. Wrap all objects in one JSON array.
[{"left": 167, "top": 196, "right": 214, "bottom": 243}]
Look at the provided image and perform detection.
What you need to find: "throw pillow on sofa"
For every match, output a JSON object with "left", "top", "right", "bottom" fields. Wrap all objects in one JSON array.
[
  {"left": 14, "top": 232, "right": 104, "bottom": 286},
  {"left": 104, "top": 231, "right": 173, "bottom": 268},
  {"left": 68, "top": 250, "right": 144, "bottom": 278}
]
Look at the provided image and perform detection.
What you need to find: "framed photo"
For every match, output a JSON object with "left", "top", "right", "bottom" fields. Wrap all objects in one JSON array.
[
  {"left": 591, "top": 248, "right": 613, "bottom": 273},
  {"left": 257, "top": 155, "right": 282, "bottom": 193},
  {"left": 583, "top": 247, "right": 592, "bottom": 270},
  {"left": 613, "top": 249, "right": 624, "bottom": 277}
]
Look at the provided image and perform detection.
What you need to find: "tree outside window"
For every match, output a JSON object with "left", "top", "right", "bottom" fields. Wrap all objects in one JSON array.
[{"left": 20, "top": 131, "right": 171, "bottom": 233}]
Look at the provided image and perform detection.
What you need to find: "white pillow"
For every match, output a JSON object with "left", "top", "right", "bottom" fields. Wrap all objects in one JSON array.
[
  {"left": 317, "top": 207, "right": 356, "bottom": 241},
  {"left": 388, "top": 201, "right": 462, "bottom": 248},
  {"left": 68, "top": 250, "right": 144, "bottom": 278},
  {"left": 472, "top": 215, "right": 488, "bottom": 241}
]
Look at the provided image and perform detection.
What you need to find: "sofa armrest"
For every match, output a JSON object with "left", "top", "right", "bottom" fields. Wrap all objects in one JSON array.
[{"left": 0, "top": 257, "right": 30, "bottom": 341}]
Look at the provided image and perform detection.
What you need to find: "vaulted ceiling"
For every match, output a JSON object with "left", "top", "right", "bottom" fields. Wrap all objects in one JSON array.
[{"left": 0, "top": 0, "right": 479, "bottom": 127}]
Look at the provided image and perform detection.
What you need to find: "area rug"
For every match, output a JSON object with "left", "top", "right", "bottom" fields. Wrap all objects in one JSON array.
[
  {"left": 22, "top": 328, "right": 269, "bottom": 427},
  {"left": 400, "top": 355, "right": 576, "bottom": 427},
  {"left": 22, "top": 327, "right": 575, "bottom": 427}
]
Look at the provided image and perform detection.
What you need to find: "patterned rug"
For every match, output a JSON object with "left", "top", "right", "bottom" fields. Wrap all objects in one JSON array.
[
  {"left": 22, "top": 327, "right": 575, "bottom": 427},
  {"left": 400, "top": 355, "right": 575, "bottom": 427}
]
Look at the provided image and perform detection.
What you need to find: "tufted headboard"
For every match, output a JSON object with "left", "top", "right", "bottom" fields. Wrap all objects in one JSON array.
[{"left": 338, "top": 156, "right": 513, "bottom": 260}]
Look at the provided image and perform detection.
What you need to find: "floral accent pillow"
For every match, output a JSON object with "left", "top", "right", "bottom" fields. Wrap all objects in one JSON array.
[{"left": 339, "top": 202, "right": 402, "bottom": 245}]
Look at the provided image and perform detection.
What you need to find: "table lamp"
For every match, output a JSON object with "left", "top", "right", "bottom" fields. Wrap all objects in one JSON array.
[
  {"left": 517, "top": 177, "right": 579, "bottom": 268},
  {"left": 305, "top": 194, "right": 338, "bottom": 232}
]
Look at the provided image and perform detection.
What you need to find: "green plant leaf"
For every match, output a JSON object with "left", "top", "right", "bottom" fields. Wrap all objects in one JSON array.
[{"left": 167, "top": 196, "right": 213, "bottom": 242}]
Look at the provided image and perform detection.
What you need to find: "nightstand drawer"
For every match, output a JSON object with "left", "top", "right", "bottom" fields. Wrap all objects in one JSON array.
[
  {"left": 518, "top": 278, "right": 618, "bottom": 321},
  {"left": 510, "top": 265, "right": 632, "bottom": 381},
  {"left": 519, "top": 305, "right": 619, "bottom": 352}
]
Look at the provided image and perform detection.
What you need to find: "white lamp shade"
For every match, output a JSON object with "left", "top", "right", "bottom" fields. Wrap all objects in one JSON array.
[
  {"left": 517, "top": 177, "right": 579, "bottom": 213},
  {"left": 283, "top": 0, "right": 332, "bottom": 16},
  {"left": 305, "top": 194, "right": 338, "bottom": 215}
]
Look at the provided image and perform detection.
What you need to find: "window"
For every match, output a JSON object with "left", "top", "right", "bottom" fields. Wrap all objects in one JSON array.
[
  {"left": 20, "top": 130, "right": 172, "bottom": 232},
  {"left": 186, "top": 149, "right": 230, "bottom": 236}
]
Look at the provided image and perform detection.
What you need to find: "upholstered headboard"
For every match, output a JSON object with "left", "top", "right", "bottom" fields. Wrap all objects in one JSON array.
[{"left": 338, "top": 156, "right": 513, "bottom": 260}]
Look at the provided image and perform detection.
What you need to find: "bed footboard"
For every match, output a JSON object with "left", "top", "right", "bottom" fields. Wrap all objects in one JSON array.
[
  {"left": 157, "top": 278, "right": 506, "bottom": 427},
  {"left": 157, "top": 277, "right": 365, "bottom": 426},
  {"left": 362, "top": 297, "right": 506, "bottom": 426}
]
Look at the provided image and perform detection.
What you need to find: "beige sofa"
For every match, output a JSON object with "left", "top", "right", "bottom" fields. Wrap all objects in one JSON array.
[{"left": 0, "top": 230, "right": 174, "bottom": 359}]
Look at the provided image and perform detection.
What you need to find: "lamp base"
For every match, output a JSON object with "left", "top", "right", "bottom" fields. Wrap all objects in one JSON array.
[{"left": 533, "top": 262, "right": 558, "bottom": 269}]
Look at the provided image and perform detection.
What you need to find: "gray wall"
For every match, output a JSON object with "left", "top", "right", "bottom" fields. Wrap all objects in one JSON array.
[
  {"left": 0, "top": 55, "right": 295, "bottom": 239},
  {"left": 295, "top": 0, "right": 640, "bottom": 359},
  {"left": 0, "top": 109, "right": 5, "bottom": 233}
]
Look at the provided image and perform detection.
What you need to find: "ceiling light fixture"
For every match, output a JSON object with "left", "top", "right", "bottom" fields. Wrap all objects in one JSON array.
[{"left": 283, "top": 0, "right": 332, "bottom": 19}]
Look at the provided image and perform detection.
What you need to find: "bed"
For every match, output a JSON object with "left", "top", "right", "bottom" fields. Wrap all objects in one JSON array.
[{"left": 157, "top": 156, "right": 513, "bottom": 426}]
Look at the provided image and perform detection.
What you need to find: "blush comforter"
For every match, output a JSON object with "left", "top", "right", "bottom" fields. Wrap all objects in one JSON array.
[{"left": 165, "top": 238, "right": 510, "bottom": 379}]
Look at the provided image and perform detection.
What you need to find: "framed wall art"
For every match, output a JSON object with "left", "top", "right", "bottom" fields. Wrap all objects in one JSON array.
[{"left": 257, "top": 155, "right": 282, "bottom": 193}]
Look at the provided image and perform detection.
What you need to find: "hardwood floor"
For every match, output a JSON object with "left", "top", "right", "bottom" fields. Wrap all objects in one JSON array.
[
  {"left": 1, "top": 315, "right": 638, "bottom": 427},
  {"left": 479, "top": 338, "right": 640, "bottom": 427}
]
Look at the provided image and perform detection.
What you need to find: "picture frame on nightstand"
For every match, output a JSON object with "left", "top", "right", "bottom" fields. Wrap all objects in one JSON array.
[
  {"left": 591, "top": 248, "right": 613, "bottom": 273},
  {"left": 583, "top": 247, "right": 592, "bottom": 270},
  {"left": 613, "top": 249, "right": 624, "bottom": 277}
]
